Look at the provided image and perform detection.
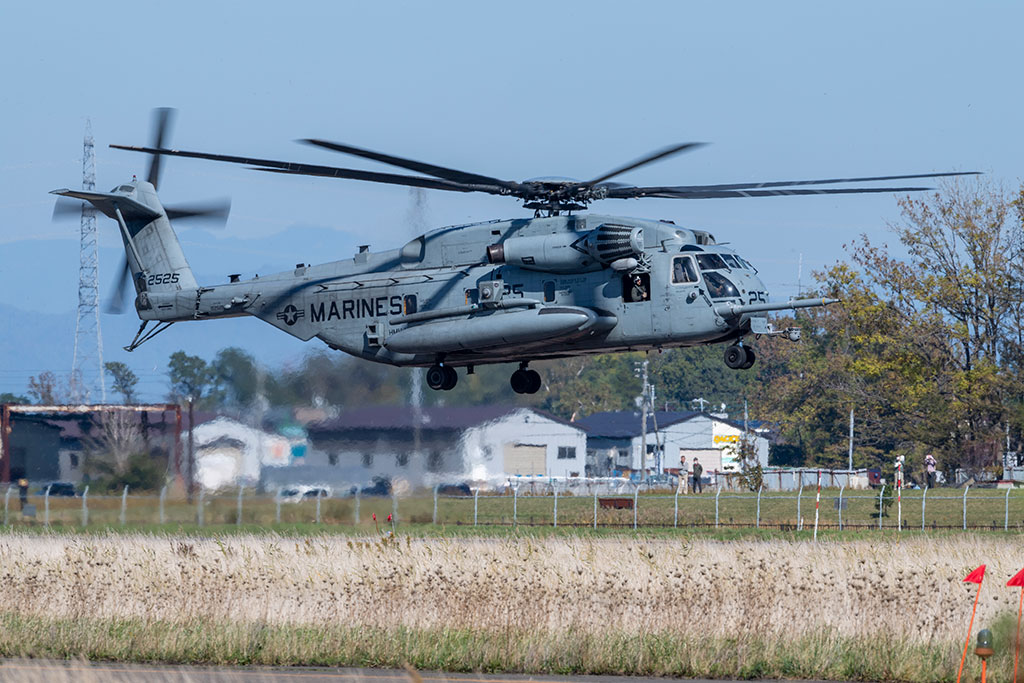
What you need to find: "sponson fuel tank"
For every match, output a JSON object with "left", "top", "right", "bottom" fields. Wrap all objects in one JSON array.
[{"left": 383, "top": 306, "right": 614, "bottom": 354}]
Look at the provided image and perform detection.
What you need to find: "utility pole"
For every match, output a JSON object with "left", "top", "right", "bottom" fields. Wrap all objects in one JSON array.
[
  {"left": 71, "top": 119, "right": 106, "bottom": 404},
  {"left": 848, "top": 408, "right": 854, "bottom": 470}
]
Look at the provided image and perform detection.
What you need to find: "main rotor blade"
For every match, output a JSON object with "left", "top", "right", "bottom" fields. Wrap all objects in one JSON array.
[
  {"left": 109, "top": 145, "right": 509, "bottom": 195},
  {"left": 302, "top": 139, "right": 521, "bottom": 192},
  {"left": 585, "top": 143, "right": 707, "bottom": 187},
  {"left": 147, "top": 108, "right": 176, "bottom": 190},
  {"left": 164, "top": 199, "right": 231, "bottom": 224},
  {"left": 621, "top": 170, "right": 982, "bottom": 194},
  {"left": 104, "top": 257, "right": 132, "bottom": 314},
  {"left": 604, "top": 185, "right": 940, "bottom": 199}
]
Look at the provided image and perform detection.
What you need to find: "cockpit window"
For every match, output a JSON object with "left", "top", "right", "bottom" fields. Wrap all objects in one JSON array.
[
  {"left": 721, "top": 254, "right": 741, "bottom": 269},
  {"left": 696, "top": 254, "right": 728, "bottom": 271},
  {"left": 672, "top": 256, "right": 699, "bottom": 284},
  {"left": 703, "top": 272, "right": 740, "bottom": 300},
  {"left": 116, "top": 185, "right": 134, "bottom": 192},
  {"left": 738, "top": 256, "right": 758, "bottom": 273}
]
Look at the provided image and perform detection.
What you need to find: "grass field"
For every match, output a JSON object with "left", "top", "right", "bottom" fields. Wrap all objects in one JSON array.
[
  {"left": 0, "top": 530, "right": 1021, "bottom": 680},
  {"left": 7, "top": 486, "right": 1024, "bottom": 532}
]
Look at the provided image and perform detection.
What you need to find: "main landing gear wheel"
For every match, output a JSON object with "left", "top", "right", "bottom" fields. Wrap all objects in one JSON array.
[
  {"left": 510, "top": 368, "right": 542, "bottom": 394},
  {"left": 426, "top": 364, "right": 458, "bottom": 391},
  {"left": 724, "top": 344, "right": 756, "bottom": 370}
]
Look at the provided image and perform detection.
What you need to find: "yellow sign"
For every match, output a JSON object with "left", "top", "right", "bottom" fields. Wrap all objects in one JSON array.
[{"left": 713, "top": 435, "right": 739, "bottom": 444}]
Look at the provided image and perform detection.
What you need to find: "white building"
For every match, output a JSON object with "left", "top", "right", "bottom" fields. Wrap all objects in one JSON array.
[
  {"left": 300, "top": 405, "right": 587, "bottom": 489},
  {"left": 577, "top": 410, "right": 771, "bottom": 478}
]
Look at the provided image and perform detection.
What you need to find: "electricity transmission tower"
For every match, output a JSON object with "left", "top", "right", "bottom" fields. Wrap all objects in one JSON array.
[{"left": 70, "top": 119, "right": 106, "bottom": 403}]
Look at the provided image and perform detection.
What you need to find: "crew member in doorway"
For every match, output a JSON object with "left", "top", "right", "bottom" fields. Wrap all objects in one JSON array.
[{"left": 691, "top": 458, "right": 703, "bottom": 494}]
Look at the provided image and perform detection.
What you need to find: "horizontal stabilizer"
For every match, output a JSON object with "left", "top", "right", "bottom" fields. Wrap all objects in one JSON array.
[{"left": 49, "top": 189, "right": 160, "bottom": 222}]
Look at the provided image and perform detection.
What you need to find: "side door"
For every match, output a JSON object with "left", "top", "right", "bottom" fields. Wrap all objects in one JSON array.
[{"left": 666, "top": 254, "right": 705, "bottom": 336}]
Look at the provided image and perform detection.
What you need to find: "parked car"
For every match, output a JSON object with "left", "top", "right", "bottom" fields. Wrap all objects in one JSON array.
[
  {"left": 36, "top": 482, "right": 77, "bottom": 497},
  {"left": 276, "top": 486, "right": 332, "bottom": 503},
  {"left": 360, "top": 476, "right": 392, "bottom": 497}
]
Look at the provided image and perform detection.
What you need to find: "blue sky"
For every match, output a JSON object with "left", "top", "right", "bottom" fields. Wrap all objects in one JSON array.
[{"left": 1, "top": 1, "right": 1021, "bottom": 400}]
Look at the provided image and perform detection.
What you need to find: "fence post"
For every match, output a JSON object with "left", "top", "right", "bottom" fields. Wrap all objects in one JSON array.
[
  {"left": 120, "top": 485, "right": 128, "bottom": 526},
  {"left": 813, "top": 470, "right": 821, "bottom": 541},
  {"left": 159, "top": 485, "right": 167, "bottom": 525},
  {"left": 553, "top": 483, "right": 558, "bottom": 528},
  {"left": 3, "top": 486, "right": 10, "bottom": 525},
  {"left": 796, "top": 481, "right": 803, "bottom": 530},
  {"left": 674, "top": 489, "right": 679, "bottom": 528},
  {"left": 962, "top": 485, "right": 970, "bottom": 530},
  {"left": 392, "top": 493, "right": 398, "bottom": 527},
  {"left": 432, "top": 484, "right": 439, "bottom": 525},
  {"left": 44, "top": 485, "right": 51, "bottom": 527},
  {"left": 593, "top": 488, "right": 598, "bottom": 529},
  {"left": 316, "top": 491, "right": 322, "bottom": 524},
  {"left": 354, "top": 490, "right": 360, "bottom": 525},
  {"left": 633, "top": 484, "right": 639, "bottom": 530},
  {"left": 513, "top": 486, "right": 518, "bottom": 526},
  {"left": 1006, "top": 486, "right": 1011, "bottom": 532},
  {"left": 197, "top": 488, "right": 204, "bottom": 527},
  {"left": 473, "top": 487, "right": 479, "bottom": 526},
  {"left": 921, "top": 486, "right": 927, "bottom": 531},
  {"left": 878, "top": 485, "right": 885, "bottom": 530},
  {"left": 81, "top": 485, "right": 89, "bottom": 527},
  {"left": 756, "top": 485, "right": 763, "bottom": 529},
  {"left": 236, "top": 486, "right": 244, "bottom": 526},
  {"left": 715, "top": 485, "right": 722, "bottom": 529},
  {"left": 275, "top": 492, "right": 281, "bottom": 524},
  {"left": 838, "top": 485, "right": 844, "bottom": 531}
]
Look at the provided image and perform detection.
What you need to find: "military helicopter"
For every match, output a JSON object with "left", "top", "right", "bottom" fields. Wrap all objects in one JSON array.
[{"left": 52, "top": 110, "right": 976, "bottom": 394}]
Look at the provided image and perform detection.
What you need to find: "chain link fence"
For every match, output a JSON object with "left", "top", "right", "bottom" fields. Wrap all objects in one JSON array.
[{"left": 3, "top": 482, "right": 1023, "bottom": 531}]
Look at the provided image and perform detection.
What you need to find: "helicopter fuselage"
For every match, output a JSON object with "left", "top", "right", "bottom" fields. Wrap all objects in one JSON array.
[{"left": 136, "top": 212, "right": 784, "bottom": 369}]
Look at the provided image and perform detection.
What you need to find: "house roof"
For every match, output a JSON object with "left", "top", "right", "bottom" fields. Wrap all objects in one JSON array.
[
  {"left": 576, "top": 410, "right": 701, "bottom": 438},
  {"left": 308, "top": 405, "right": 585, "bottom": 435},
  {"left": 577, "top": 410, "right": 770, "bottom": 439}
]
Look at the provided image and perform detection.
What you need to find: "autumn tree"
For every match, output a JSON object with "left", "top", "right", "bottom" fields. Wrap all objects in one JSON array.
[{"left": 104, "top": 362, "right": 139, "bottom": 404}]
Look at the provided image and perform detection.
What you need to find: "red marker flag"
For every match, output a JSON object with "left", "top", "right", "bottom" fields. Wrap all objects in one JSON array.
[
  {"left": 964, "top": 565, "right": 986, "bottom": 584},
  {"left": 387, "top": 514, "right": 393, "bottom": 522},
  {"left": 957, "top": 565, "right": 987, "bottom": 683},
  {"left": 372, "top": 513, "right": 377, "bottom": 521},
  {"left": 1008, "top": 567, "right": 1024, "bottom": 587}
]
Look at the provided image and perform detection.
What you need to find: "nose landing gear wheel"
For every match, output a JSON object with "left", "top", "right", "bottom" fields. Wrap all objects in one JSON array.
[
  {"left": 426, "top": 365, "right": 459, "bottom": 391},
  {"left": 724, "top": 344, "right": 746, "bottom": 369},
  {"left": 510, "top": 368, "right": 542, "bottom": 394}
]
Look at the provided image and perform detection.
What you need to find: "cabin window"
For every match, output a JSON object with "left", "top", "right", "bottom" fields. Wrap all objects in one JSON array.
[
  {"left": 671, "top": 256, "right": 699, "bottom": 284},
  {"left": 362, "top": 452, "right": 373, "bottom": 468},
  {"left": 403, "top": 294, "right": 417, "bottom": 315},
  {"left": 543, "top": 281, "right": 556, "bottom": 302},
  {"left": 623, "top": 272, "right": 651, "bottom": 302},
  {"left": 396, "top": 451, "right": 409, "bottom": 467}
]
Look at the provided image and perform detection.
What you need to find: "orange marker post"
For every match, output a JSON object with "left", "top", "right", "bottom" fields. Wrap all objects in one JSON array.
[
  {"left": 1008, "top": 567, "right": 1024, "bottom": 683},
  {"left": 958, "top": 565, "right": 986, "bottom": 683}
]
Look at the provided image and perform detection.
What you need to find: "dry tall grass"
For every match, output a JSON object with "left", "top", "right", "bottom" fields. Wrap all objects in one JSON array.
[{"left": 0, "top": 532, "right": 1020, "bottom": 680}]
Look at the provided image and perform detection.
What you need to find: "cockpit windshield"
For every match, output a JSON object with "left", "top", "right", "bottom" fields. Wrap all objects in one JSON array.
[
  {"left": 703, "top": 272, "right": 740, "bottom": 300},
  {"left": 696, "top": 253, "right": 728, "bottom": 271},
  {"left": 721, "top": 254, "right": 741, "bottom": 269}
]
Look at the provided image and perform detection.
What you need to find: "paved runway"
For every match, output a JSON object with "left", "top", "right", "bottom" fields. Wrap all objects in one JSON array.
[{"left": 0, "top": 662, "right": 840, "bottom": 683}]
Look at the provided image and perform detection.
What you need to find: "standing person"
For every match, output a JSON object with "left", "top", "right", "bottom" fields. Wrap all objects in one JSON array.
[
  {"left": 17, "top": 478, "right": 28, "bottom": 511},
  {"left": 676, "top": 455, "right": 689, "bottom": 495},
  {"left": 692, "top": 457, "right": 703, "bottom": 494},
  {"left": 924, "top": 453, "right": 937, "bottom": 489}
]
